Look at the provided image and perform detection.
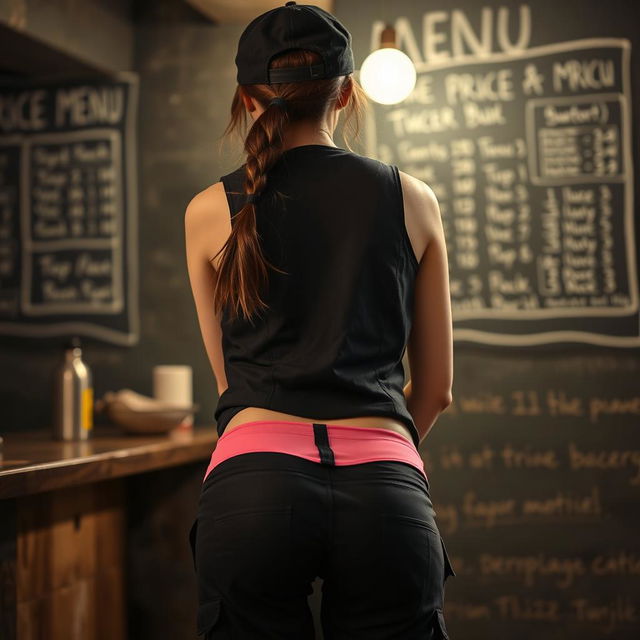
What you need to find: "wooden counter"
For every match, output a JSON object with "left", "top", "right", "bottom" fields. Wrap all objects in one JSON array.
[
  {"left": 0, "top": 424, "right": 218, "bottom": 500},
  {"left": 0, "top": 425, "right": 218, "bottom": 640}
]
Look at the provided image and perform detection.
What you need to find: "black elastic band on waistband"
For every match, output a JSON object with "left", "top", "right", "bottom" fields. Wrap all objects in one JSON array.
[{"left": 312, "top": 423, "right": 335, "bottom": 466}]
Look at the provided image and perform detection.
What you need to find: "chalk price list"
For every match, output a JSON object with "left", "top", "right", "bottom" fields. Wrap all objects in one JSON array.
[
  {"left": 24, "top": 131, "right": 123, "bottom": 314},
  {"left": 376, "top": 41, "right": 633, "bottom": 334},
  {"left": 0, "top": 144, "right": 20, "bottom": 315},
  {"left": 0, "top": 78, "right": 136, "bottom": 342},
  {"left": 31, "top": 140, "right": 119, "bottom": 240},
  {"left": 447, "top": 135, "right": 534, "bottom": 312}
]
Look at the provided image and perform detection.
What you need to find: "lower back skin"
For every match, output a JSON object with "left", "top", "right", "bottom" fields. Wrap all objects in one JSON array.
[{"left": 224, "top": 406, "right": 414, "bottom": 444}]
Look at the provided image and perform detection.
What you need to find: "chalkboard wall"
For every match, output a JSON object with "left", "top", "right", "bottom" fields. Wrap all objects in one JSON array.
[{"left": 336, "top": 1, "right": 640, "bottom": 638}]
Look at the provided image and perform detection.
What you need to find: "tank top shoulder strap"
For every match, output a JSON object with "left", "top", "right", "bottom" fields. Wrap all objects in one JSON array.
[{"left": 219, "top": 166, "right": 248, "bottom": 217}]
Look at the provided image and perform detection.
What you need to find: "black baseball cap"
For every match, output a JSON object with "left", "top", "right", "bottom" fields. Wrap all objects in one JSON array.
[{"left": 235, "top": 1, "right": 354, "bottom": 85}]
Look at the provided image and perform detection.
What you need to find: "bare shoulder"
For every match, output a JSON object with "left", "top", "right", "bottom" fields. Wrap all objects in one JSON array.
[
  {"left": 184, "top": 181, "right": 230, "bottom": 263},
  {"left": 398, "top": 169, "right": 443, "bottom": 254},
  {"left": 185, "top": 181, "right": 227, "bottom": 223}
]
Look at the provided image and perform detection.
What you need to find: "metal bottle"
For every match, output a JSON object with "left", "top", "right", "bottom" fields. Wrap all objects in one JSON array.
[{"left": 52, "top": 336, "right": 94, "bottom": 441}]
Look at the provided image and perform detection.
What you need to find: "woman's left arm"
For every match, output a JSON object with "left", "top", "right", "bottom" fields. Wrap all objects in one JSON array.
[{"left": 184, "top": 183, "right": 231, "bottom": 396}]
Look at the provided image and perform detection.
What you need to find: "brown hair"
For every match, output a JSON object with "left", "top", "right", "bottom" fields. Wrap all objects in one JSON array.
[{"left": 212, "top": 49, "right": 369, "bottom": 324}]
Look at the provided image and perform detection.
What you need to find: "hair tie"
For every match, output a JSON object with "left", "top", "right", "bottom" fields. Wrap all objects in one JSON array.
[
  {"left": 268, "top": 96, "right": 288, "bottom": 109},
  {"left": 246, "top": 192, "right": 261, "bottom": 204}
]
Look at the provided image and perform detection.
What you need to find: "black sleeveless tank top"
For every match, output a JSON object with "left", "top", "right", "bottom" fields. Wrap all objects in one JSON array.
[{"left": 215, "top": 144, "right": 421, "bottom": 449}]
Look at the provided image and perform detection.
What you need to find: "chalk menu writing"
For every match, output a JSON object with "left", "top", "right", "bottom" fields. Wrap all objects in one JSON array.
[
  {"left": 431, "top": 382, "right": 640, "bottom": 636},
  {"left": 0, "top": 74, "right": 139, "bottom": 345},
  {"left": 368, "top": 39, "right": 636, "bottom": 347}
]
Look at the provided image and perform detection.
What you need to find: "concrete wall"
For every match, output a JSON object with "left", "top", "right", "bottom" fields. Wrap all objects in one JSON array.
[{"left": 0, "top": 0, "right": 134, "bottom": 72}]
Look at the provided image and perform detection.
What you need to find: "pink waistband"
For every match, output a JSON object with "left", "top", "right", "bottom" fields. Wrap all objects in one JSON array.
[{"left": 203, "top": 420, "right": 427, "bottom": 484}]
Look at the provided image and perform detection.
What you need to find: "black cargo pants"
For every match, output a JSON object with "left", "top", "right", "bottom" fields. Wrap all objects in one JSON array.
[{"left": 188, "top": 423, "right": 456, "bottom": 639}]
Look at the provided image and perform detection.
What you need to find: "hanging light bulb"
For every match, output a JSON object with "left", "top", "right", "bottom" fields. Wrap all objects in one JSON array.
[{"left": 359, "top": 24, "right": 416, "bottom": 105}]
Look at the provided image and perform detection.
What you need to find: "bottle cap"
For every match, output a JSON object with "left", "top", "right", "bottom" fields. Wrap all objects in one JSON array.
[{"left": 66, "top": 336, "right": 82, "bottom": 349}]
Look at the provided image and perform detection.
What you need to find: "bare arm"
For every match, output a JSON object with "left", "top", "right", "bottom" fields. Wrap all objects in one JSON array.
[
  {"left": 400, "top": 173, "right": 453, "bottom": 444},
  {"left": 184, "top": 183, "right": 230, "bottom": 396}
]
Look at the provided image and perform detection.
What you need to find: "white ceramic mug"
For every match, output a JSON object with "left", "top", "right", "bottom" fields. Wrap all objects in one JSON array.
[{"left": 152, "top": 365, "right": 193, "bottom": 428}]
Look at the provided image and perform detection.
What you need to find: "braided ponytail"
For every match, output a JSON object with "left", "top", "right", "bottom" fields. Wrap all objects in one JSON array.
[
  {"left": 214, "top": 49, "right": 368, "bottom": 323},
  {"left": 214, "top": 95, "right": 290, "bottom": 325}
]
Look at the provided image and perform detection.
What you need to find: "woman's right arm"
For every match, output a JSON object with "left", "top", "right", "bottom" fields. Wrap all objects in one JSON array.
[{"left": 399, "top": 171, "right": 454, "bottom": 445}]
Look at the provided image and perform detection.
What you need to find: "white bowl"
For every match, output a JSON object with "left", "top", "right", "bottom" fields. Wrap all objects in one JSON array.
[{"left": 104, "top": 400, "right": 199, "bottom": 434}]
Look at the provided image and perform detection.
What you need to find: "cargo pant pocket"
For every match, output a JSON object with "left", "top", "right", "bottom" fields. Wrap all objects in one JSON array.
[
  {"left": 197, "top": 597, "right": 225, "bottom": 638},
  {"left": 440, "top": 535, "right": 456, "bottom": 583},
  {"left": 188, "top": 516, "right": 199, "bottom": 571},
  {"left": 432, "top": 608, "right": 450, "bottom": 639}
]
